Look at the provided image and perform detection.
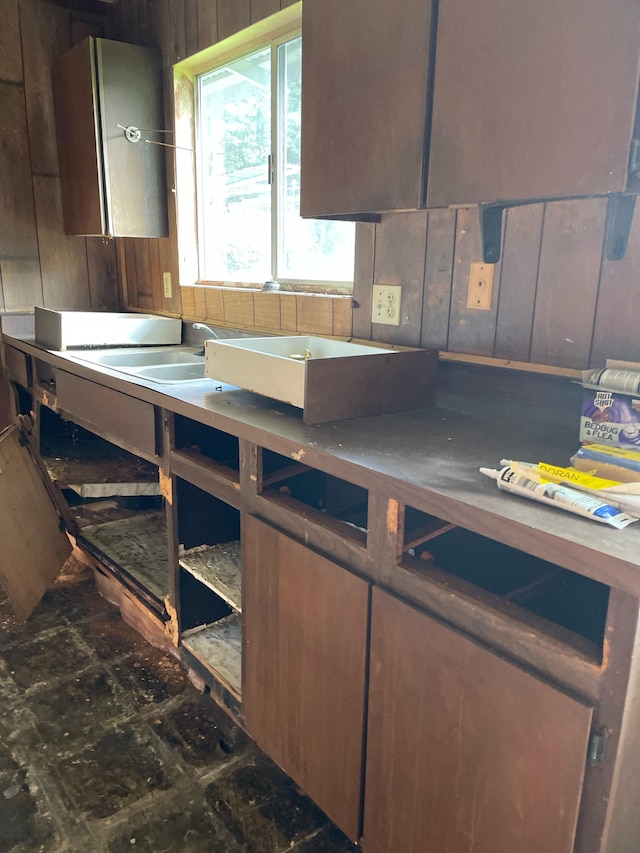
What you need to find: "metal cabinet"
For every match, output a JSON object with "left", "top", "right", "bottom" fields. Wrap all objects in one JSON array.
[{"left": 52, "top": 37, "right": 168, "bottom": 238}]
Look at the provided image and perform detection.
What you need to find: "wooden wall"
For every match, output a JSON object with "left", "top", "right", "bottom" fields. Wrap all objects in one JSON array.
[
  {"left": 0, "top": 0, "right": 119, "bottom": 315},
  {"left": 3, "top": 0, "right": 638, "bottom": 373},
  {"left": 352, "top": 200, "right": 640, "bottom": 369}
]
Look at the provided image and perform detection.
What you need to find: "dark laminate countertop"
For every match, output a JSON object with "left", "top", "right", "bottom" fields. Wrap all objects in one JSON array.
[{"left": 5, "top": 332, "right": 640, "bottom": 598}]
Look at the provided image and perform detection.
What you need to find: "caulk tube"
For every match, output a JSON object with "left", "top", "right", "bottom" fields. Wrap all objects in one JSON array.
[{"left": 479, "top": 465, "right": 637, "bottom": 529}]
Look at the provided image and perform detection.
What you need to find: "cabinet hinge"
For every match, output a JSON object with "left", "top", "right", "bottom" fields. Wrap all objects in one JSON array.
[
  {"left": 629, "top": 138, "right": 640, "bottom": 177},
  {"left": 587, "top": 728, "right": 607, "bottom": 766}
]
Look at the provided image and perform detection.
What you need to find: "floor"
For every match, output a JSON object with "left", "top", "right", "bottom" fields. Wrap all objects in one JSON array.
[{"left": 0, "top": 558, "right": 359, "bottom": 853}]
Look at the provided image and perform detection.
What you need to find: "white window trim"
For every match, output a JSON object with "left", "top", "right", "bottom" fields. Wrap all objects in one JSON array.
[{"left": 173, "top": 3, "right": 354, "bottom": 296}]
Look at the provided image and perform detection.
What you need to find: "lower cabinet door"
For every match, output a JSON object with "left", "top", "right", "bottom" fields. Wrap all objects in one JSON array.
[
  {"left": 243, "top": 515, "right": 369, "bottom": 841},
  {"left": 363, "top": 587, "right": 593, "bottom": 853}
]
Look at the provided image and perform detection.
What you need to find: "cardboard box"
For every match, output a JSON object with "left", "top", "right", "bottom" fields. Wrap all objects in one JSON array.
[{"left": 581, "top": 360, "right": 640, "bottom": 447}]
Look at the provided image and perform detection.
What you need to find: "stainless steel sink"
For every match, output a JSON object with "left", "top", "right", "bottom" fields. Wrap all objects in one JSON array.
[{"left": 71, "top": 346, "right": 207, "bottom": 383}]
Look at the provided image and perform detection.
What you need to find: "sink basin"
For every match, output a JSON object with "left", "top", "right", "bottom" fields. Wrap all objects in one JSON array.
[{"left": 71, "top": 346, "right": 206, "bottom": 384}]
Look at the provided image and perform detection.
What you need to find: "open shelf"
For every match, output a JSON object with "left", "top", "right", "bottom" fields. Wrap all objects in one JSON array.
[
  {"left": 176, "top": 477, "right": 242, "bottom": 696},
  {"left": 182, "top": 613, "right": 241, "bottom": 698},
  {"left": 179, "top": 541, "right": 241, "bottom": 612},
  {"left": 259, "top": 448, "right": 368, "bottom": 546},
  {"left": 400, "top": 506, "right": 610, "bottom": 660}
]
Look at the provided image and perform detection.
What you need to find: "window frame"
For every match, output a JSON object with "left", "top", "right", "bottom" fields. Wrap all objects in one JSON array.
[{"left": 174, "top": 6, "right": 355, "bottom": 296}]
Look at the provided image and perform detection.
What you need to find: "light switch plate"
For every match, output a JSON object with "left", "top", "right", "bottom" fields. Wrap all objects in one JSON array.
[{"left": 372, "top": 285, "right": 402, "bottom": 326}]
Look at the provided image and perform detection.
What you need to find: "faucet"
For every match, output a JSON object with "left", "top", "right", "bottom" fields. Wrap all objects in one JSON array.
[{"left": 192, "top": 323, "right": 219, "bottom": 356}]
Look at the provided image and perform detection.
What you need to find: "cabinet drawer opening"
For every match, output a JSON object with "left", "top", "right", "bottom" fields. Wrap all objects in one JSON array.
[
  {"left": 173, "top": 415, "right": 239, "bottom": 479},
  {"left": 400, "top": 506, "right": 610, "bottom": 658},
  {"left": 177, "top": 477, "right": 242, "bottom": 697},
  {"left": 259, "top": 448, "right": 368, "bottom": 545}
]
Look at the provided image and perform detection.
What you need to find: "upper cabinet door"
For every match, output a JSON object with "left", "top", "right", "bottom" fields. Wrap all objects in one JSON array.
[
  {"left": 427, "top": 0, "right": 640, "bottom": 207},
  {"left": 53, "top": 37, "right": 168, "bottom": 238},
  {"left": 300, "top": 0, "right": 436, "bottom": 218}
]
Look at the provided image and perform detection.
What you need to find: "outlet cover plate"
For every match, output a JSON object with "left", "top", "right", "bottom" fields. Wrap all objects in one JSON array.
[
  {"left": 467, "top": 262, "right": 494, "bottom": 310},
  {"left": 372, "top": 284, "right": 402, "bottom": 326}
]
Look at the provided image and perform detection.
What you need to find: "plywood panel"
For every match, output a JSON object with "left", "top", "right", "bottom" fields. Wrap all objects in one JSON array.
[
  {"left": 296, "top": 294, "right": 332, "bottom": 335},
  {"left": 0, "top": 258, "right": 43, "bottom": 312},
  {"left": 447, "top": 208, "right": 501, "bottom": 356},
  {"left": 33, "top": 176, "right": 91, "bottom": 310},
  {"left": 332, "top": 297, "right": 352, "bottom": 338},
  {"left": 530, "top": 198, "right": 607, "bottom": 368},
  {"left": 20, "top": 0, "right": 71, "bottom": 176},
  {"left": 0, "top": 83, "right": 39, "bottom": 259},
  {"left": 364, "top": 588, "right": 592, "bottom": 853},
  {"left": 197, "top": 0, "right": 218, "bottom": 50},
  {"left": 0, "top": 425, "right": 71, "bottom": 620},
  {"left": 494, "top": 204, "right": 544, "bottom": 361},
  {"left": 420, "top": 208, "right": 456, "bottom": 351},
  {"left": 86, "top": 237, "right": 119, "bottom": 310},
  {"left": 351, "top": 222, "right": 376, "bottom": 340},
  {"left": 217, "top": 0, "right": 250, "bottom": 40},
  {"left": 591, "top": 203, "right": 640, "bottom": 367},
  {"left": 204, "top": 286, "right": 224, "bottom": 319},
  {"left": 253, "top": 292, "right": 280, "bottom": 329},
  {"left": 223, "top": 290, "right": 254, "bottom": 326},
  {"left": 0, "top": 0, "right": 23, "bottom": 83},
  {"left": 372, "top": 211, "right": 427, "bottom": 347}
]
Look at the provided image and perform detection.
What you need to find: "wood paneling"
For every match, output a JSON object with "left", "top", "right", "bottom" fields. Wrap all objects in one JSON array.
[
  {"left": 372, "top": 211, "right": 428, "bottom": 347},
  {"left": 33, "top": 176, "right": 91, "bottom": 310},
  {"left": 352, "top": 222, "right": 375, "bottom": 340},
  {"left": 591, "top": 203, "right": 640, "bottom": 367},
  {"left": 448, "top": 207, "right": 502, "bottom": 356},
  {"left": 251, "top": 0, "right": 279, "bottom": 23},
  {"left": 217, "top": 0, "right": 250, "bottom": 41},
  {"left": 421, "top": 208, "right": 456, "bottom": 351},
  {"left": 530, "top": 198, "right": 607, "bottom": 368},
  {"left": 197, "top": 0, "right": 217, "bottom": 50},
  {"left": 494, "top": 204, "right": 544, "bottom": 361},
  {"left": 0, "top": 259, "right": 43, "bottom": 312},
  {"left": 20, "top": 0, "right": 71, "bottom": 176},
  {"left": 0, "top": 0, "right": 23, "bottom": 83},
  {"left": 86, "top": 238, "right": 119, "bottom": 310},
  {"left": 0, "top": 83, "right": 39, "bottom": 260}
]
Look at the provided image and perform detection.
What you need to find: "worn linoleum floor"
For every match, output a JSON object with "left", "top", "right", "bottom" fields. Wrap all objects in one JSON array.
[{"left": 0, "top": 559, "right": 359, "bottom": 853}]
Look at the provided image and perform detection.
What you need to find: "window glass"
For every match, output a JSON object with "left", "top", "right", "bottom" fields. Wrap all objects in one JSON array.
[{"left": 197, "top": 36, "right": 354, "bottom": 289}]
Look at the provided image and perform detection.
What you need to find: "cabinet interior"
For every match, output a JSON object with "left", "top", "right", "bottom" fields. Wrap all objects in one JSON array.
[
  {"left": 400, "top": 505, "right": 610, "bottom": 659},
  {"left": 38, "top": 405, "right": 168, "bottom": 608},
  {"left": 176, "top": 477, "right": 242, "bottom": 698},
  {"left": 260, "top": 448, "right": 369, "bottom": 545},
  {"left": 173, "top": 415, "right": 240, "bottom": 476}
]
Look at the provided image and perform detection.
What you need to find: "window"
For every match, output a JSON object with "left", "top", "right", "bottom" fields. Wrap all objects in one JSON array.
[{"left": 196, "top": 32, "right": 355, "bottom": 292}]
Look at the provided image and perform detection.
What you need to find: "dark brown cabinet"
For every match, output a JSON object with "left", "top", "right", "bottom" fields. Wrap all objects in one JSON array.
[
  {"left": 243, "top": 515, "right": 368, "bottom": 842},
  {"left": 52, "top": 37, "right": 168, "bottom": 238},
  {"left": 300, "top": 0, "right": 640, "bottom": 220},
  {"left": 363, "top": 587, "right": 593, "bottom": 853}
]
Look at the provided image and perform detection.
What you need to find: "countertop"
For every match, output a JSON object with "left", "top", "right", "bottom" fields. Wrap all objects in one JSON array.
[{"left": 5, "top": 331, "right": 640, "bottom": 599}]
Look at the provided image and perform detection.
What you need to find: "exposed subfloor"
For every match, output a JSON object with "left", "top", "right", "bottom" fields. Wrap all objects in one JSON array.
[{"left": 0, "top": 559, "right": 359, "bottom": 853}]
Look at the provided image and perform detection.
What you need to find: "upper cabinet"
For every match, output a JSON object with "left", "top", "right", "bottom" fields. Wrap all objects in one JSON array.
[
  {"left": 300, "top": 0, "right": 640, "bottom": 221},
  {"left": 52, "top": 37, "right": 168, "bottom": 238},
  {"left": 300, "top": 0, "right": 436, "bottom": 218}
]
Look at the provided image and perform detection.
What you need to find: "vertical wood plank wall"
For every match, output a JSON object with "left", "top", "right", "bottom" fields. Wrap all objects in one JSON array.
[
  {"left": 2, "top": 0, "right": 639, "bottom": 372},
  {"left": 0, "top": 0, "right": 119, "bottom": 314}
]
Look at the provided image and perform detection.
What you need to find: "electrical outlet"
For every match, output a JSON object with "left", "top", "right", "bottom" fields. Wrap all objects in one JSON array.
[
  {"left": 163, "top": 272, "right": 172, "bottom": 299},
  {"left": 467, "top": 262, "right": 494, "bottom": 310},
  {"left": 372, "top": 284, "right": 402, "bottom": 326}
]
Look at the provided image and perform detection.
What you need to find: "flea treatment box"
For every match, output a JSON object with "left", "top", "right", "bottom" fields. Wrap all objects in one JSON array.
[{"left": 580, "top": 361, "right": 640, "bottom": 448}]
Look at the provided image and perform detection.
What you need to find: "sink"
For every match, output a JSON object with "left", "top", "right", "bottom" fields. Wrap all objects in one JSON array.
[{"left": 71, "top": 346, "right": 207, "bottom": 383}]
